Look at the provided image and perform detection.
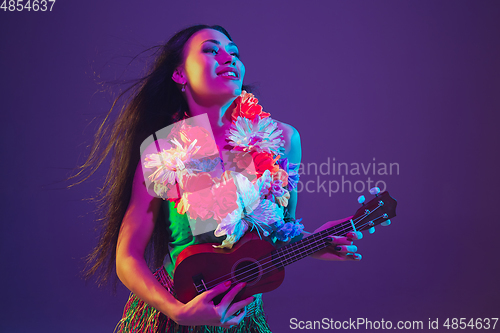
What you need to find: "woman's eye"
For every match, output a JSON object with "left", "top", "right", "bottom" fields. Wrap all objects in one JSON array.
[
  {"left": 204, "top": 48, "right": 218, "bottom": 55},
  {"left": 204, "top": 48, "right": 239, "bottom": 59}
]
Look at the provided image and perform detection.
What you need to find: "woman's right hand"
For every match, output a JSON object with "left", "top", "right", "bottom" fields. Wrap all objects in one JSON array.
[{"left": 174, "top": 281, "right": 255, "bottom": 328}]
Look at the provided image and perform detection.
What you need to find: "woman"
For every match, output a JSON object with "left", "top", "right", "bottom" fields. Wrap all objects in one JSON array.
[{"left": 76, "top": 25, "right": 363, "bottom": 332}]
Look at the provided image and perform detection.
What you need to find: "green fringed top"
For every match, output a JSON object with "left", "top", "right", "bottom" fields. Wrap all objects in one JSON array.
[{"left": 161, "top": 200, "right": 225, "bottom": 278}]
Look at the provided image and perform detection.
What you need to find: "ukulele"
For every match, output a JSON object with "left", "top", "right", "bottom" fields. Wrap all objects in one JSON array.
[{"left": 173, "top": 189, "right": 397, "bottom": 304}]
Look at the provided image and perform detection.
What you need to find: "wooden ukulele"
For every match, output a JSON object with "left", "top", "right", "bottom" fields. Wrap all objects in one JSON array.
[{"left": 173, "top": 189, "right": 397, "bottom": 304}]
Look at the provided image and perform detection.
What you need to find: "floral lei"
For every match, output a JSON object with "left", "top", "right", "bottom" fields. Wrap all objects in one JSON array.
[{"left": 142, "top": 91, "right": 304, "bottom": 249}]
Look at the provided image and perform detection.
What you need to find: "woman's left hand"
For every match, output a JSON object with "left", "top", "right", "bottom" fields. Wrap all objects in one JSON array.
[{"left": 309, "top": 217, "right": 363, "bottom": 261}]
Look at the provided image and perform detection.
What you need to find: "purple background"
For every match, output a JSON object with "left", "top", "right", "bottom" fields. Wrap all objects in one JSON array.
[{"left": 1, "top": 1, "right": 499, "bottom": 332}]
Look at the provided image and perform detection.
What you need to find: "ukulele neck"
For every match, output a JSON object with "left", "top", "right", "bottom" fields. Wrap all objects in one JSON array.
[
  {"left": 272, "top": 192, "right": 395, "bottom": 268},
  {"left": 272, "top": 219, "right": 353, "bottom": 268}
]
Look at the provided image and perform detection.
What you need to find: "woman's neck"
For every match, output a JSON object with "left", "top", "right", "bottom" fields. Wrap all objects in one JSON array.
[{"left": 186, "top": 95, "right": 236, "bottom": 136}]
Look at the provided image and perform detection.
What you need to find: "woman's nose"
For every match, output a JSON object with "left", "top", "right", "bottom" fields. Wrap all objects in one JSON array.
[{"left": 219, "top": 50, "right": 236, "bottom": 65}]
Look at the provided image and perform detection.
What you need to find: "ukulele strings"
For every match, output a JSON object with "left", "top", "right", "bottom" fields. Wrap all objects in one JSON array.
[
  {"left": 224, "top": 213, "right": 387, "bottom": 288},
  {"left": 202, "top": 214, "right": 376, "bottom": 290},
  {"left": 202, "top": 206, "right": 385, "bottom": 290},
  {"left": 229, "top": 215, "right": 384, "bottom": 287},
  {"left": 203, "top": 208, "right": 383, "bottom": 290}
]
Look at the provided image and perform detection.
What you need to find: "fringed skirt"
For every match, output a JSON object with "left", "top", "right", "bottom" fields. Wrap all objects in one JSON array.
[{"left": 115, "top": 266, "right": 273, "bottom": 333}]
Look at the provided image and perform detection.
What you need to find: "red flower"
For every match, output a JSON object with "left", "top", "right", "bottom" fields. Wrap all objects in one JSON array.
[
  {"left": 251, "top": 151, "right": 280, "bottom": 177},
  {"left": 186, "top": 190, "right": 215, "bottom": 220},
  {"left": 212, "top": 178, "right": 239, "bottom": 220},
  {"left": 231, "top": 91, "right": 271, "bottom": 121},
  {"left": 180, "top": 125, "right": 218, "bottom": 157},
  {"left": 164, "top": 183, "right": 181, "bottom": 201},
  {"left": 181, "top": 172, "right": 213, "bottom": 193}
]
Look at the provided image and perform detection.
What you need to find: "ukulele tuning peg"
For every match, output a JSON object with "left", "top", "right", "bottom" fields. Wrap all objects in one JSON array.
[
  {"left": 369, "top": 187, "right": 380, "bottom": 196},
  {"left": 381, "top": 219, "right": 391, "bottom": 226},
  {"left": 357, "top": 195, "right": 365, "bottom": 205},
  {"left": 368, "top": 226, "right": 376, "bottom": 234}
]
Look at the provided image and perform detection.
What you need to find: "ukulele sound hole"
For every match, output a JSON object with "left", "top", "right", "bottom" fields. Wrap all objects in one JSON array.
[{"left": 231, "top": 257, "right": 261, "bottom": 286}]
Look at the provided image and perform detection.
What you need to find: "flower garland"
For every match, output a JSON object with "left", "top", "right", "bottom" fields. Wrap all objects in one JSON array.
[{"left": 142, "top": 91, "right": 303, "bottom": 248}]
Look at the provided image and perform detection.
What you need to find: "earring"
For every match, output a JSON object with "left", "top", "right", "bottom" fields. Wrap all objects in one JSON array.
[{"left": 181, "top": 83, "right": 186, "bottom": 92}]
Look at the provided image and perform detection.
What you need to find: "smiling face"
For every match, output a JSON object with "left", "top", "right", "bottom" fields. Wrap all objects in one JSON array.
[{"left": 175, "top": 28, "right": 245, "bottom": 106}]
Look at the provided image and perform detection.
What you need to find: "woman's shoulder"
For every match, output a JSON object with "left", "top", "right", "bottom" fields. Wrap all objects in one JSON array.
[
  {"left": 273, "top": 119, "right": 301, "bottom": 164},
  {"left": 274, "top": 119, "right": 298, "bottom": 137}
]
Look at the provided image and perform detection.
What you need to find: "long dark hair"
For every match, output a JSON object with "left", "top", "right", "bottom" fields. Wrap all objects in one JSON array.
[{"left": 70, "top": 24, "right": 252, "bottom": 288}]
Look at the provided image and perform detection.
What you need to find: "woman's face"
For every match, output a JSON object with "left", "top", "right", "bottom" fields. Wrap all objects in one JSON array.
[{"left": 179, "top": 29, "right": 245, "bottom": 104}]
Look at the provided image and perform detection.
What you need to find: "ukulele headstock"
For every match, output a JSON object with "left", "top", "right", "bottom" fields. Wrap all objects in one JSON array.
[{"left": 352, "top": 189, "right": 397, "bottom": 232}]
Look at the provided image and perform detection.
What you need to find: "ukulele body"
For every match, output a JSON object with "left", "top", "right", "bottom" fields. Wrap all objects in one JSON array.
[{"left": 173, "top": 232, "right": 285, "bottom": 304}]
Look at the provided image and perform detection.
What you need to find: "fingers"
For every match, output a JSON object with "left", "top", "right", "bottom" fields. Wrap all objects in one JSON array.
[
  {"left": 200, "top": 281, "right": 249, "bottom": 328},
  {"left": 322, "top": 245, "right": 362, "bottom": 261},
  {"left": 203, "top": 280, "right": 232, "bottom": 302},
  {"left": 346, "top": 231, "right": 363, "bottom": 240},
  {"left": 219, "top": 294, "right": 253, "bottom": 328},
  {"left": 331, "top": 246, "right": 362, "bottom": 261},
  {"left": 221, "top": 308, "right": 247, "bottom": 328},
  {"left": 345, "top": 252, "right": 362, "bottom": 261},
  {"left": 217, "top": 282, "right": 246, "bottom": 317},
  {"left": 225, "top": 296, "right": 254, "bottom": 318},
  {"left": 334, "top": 244, "right": 358, "bottom": 253},
  {"left": 328, "top": 236, "right": 352, "bottom": 245},
  {"left": 327, "top": 231, "right": 362, "bottom": 246}
]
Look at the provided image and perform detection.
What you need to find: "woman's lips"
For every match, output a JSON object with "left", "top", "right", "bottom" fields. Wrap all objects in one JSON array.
[
  {"left": 217, "top": 68, "right": 239, "bottom": 80},
  {"left": 218, "top": 74, "right": 239, "bottom": 80}
]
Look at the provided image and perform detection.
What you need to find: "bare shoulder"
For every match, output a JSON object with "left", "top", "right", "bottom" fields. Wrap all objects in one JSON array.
[{"left": 274, "top": 119, "right": 301, "bottom": 164}]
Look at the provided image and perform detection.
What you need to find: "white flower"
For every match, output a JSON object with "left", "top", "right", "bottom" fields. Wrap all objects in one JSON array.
[
  {"left": 227, "top": 116, "right": 284, "bottom": 153},
  {"left": 213, "top": 170, "right": 282, "bottom": 249},
  {"left": 144, "top": 138, "right": 200, "bottom": 189}
]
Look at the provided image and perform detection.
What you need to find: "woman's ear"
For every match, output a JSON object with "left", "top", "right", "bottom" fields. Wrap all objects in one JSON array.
[{"left": 172, "top": 67, "right": 186, "bottom": 85}]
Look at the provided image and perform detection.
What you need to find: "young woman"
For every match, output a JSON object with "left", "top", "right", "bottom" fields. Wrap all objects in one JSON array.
[{"left": 77, "top": 24, "right": 363, "bottom": 332}]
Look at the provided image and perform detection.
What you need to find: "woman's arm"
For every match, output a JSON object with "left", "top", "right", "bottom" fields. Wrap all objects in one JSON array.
[
  {"left": 275, "top": 120, "right": 301, "bottom": 220},
  {"left": 115, "top": 161, "right": 184, "bottom": 320},
  {"left": 116, "top": 161, "right": 253, "bottom": 327}
]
